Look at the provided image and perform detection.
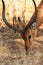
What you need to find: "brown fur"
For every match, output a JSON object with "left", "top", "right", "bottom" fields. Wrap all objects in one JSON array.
[{"left": 21, "top": 0, "right": 43, "bottom": 50}]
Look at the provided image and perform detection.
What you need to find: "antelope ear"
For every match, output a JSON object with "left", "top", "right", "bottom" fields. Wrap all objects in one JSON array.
[{"left": 18, "top": 17, "right": 21, "bottom": 22}]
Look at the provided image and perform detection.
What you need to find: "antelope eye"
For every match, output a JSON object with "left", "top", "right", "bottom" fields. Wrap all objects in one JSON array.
[{"left": 28, "top": 35, "right": 31, "bottom": 39}]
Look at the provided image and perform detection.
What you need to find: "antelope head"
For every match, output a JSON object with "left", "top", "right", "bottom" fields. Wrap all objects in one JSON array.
[{"left": 1, "top": 0, "right": 37, "bottom": 50}]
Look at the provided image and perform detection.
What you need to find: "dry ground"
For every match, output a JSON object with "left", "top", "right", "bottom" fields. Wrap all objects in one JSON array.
[{"left": 0, "top": 25, "right": 43, "bottom": 65}]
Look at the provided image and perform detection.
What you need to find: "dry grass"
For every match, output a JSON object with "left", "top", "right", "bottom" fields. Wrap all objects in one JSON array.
[
  {"left": 0, "top": 0, "right": 43, "bottom": 65},
  {"left": 0, "top": 26, "right": 43, "bottom": 65}
]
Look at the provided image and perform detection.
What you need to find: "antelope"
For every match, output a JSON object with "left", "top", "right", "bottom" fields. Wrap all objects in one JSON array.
[{"left": 1, "top": 0, "right": 43, "bottom": 50}]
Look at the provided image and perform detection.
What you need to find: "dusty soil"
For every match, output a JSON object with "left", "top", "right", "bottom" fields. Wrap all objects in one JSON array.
[{"left": 0, "top": 27, "right": 43, "bottom": 65}]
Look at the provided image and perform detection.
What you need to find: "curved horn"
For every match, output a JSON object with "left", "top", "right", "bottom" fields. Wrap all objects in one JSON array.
[
  {"left": 2, "top": 0, "right": 37, "bottom": 33},
  {"left": 23, "top": 0, "right": 37, "bottom": 31},
  {"left": 1, "top": 0, "right": 23, "bottom": 33}
]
